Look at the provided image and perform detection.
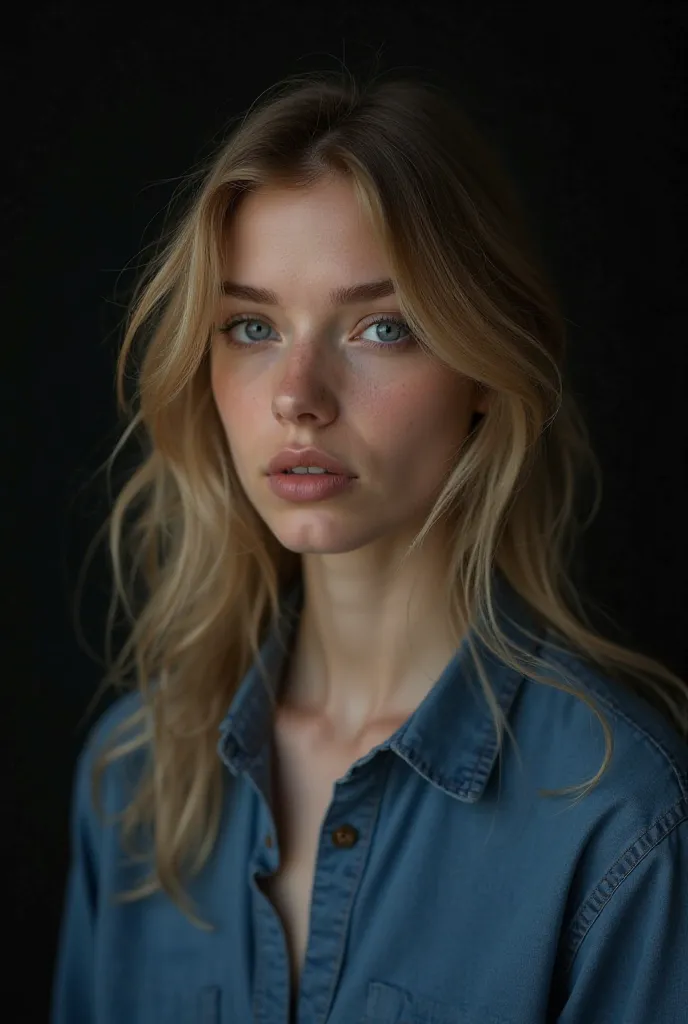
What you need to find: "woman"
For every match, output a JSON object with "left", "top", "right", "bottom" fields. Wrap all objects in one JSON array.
[{"left": 52, "top": 68, "right": 688, "bottom": 1023}]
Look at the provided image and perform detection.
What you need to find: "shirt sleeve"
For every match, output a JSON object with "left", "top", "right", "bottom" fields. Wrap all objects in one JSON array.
[
  {"left": 556, "top": 805, "right": 688, "bottom": 1024},
  {"left": 50, "top": 743, "right": 99, "bottom": 1024}
]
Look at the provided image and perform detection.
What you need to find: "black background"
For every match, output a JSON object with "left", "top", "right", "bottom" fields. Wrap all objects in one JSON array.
[{"left": 13, "top": 1, "right": 687, "bottom": 1017}]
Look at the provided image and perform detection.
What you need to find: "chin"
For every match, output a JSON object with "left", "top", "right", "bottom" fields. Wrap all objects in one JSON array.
[
  {"left": 274, "top": 530, "right": 372, "bottom": 556},
  {"left": 266, "top": 513, "right": 385, "bottom": 556}
]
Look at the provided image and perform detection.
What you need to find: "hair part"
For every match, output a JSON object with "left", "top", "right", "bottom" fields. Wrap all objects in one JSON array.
[{"left": 77, "top": 66, "right": 688, "bottom": 930}]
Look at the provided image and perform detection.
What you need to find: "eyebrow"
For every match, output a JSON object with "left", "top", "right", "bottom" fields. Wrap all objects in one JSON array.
[{"left": 221, "top": 278, "right": 396, "bottom": 306}]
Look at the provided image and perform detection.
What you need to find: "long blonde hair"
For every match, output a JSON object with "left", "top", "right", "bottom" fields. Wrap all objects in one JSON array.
[{"left": 80, "top": 66, "right": 688, "bottom": 930}]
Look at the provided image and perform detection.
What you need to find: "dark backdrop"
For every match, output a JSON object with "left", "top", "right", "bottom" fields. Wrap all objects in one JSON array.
[{"left": 14, "top": 1, "right": 686, "bottom": 1018}]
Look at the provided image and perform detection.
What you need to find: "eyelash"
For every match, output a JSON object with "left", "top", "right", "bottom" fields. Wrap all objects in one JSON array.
[{"left": 217, "top": 314, "right": 414, "bottom": 352}]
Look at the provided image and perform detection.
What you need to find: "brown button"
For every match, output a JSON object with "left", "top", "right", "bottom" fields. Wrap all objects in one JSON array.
[
  {"left": 265, "top": 834, "right": 273, "bottom": 848},
  {"left": 331, "top": 824, "right": 359, "bottom": 848}
]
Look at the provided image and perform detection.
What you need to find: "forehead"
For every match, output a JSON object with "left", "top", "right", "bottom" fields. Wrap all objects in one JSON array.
[{"left": 220, "top": 177, "right": 388, "bottom": 277}]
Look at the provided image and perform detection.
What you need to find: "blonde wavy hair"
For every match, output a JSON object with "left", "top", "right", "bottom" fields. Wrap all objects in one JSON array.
[{"left": 79, "top": 66, "right": 688, "bottom": 930}]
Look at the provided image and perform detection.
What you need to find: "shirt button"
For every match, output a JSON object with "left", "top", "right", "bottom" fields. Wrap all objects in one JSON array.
[
  {"left": 265, "top": 834, "right": 273, "bottom": 848},
  {"left": 331, "top": 824, "right": 359, "bottom": 848}
]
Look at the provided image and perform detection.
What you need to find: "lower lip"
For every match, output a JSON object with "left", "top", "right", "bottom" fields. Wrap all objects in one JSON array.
[{"left": 267, "top": 472, "right": 356, "bottom": 502}]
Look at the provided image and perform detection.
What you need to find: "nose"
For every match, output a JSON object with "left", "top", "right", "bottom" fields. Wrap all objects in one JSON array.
[{"left": 271, "top": 342, "right": 339, "bottom": 427}]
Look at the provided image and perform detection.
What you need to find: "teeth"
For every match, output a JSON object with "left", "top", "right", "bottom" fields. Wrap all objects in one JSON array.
[{"left": 286, "top": 466, "right": 331, "bottom": 474}]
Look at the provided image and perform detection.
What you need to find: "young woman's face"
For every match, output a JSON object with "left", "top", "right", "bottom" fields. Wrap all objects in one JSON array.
[{"left": 210, "top": 175, "right": 487, "bottom": 555}]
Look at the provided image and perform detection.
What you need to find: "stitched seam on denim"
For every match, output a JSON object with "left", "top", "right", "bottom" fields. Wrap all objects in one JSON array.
[
  {"left": 318, "top": 755, "right": 393, "bottom": 1024},
  {"left": 560, "top": 797, "right": 688, "bottom": 973}
]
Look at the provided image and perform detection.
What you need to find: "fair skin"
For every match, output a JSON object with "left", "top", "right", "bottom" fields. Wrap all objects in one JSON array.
[{"left": 210, "top": 175, "right": 489, "bottom": 745}]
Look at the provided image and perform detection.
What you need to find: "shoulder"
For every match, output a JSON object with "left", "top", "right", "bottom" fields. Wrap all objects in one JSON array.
[
  {"left": 525, "top": 642, "right": 688, "bottom": 981},
  {"left": 509, "top": 635, "right": 688, "bottom": 962},
  {"left": 541, "top": 633, "right": 687, "bottom": 790},
  {"left": 71, "top": 689, "right": 151, "bottom": 829},
  {"left": 87, "top": 688, "right": 148, "bottom": 748},
  {"left": 78, "top": 688, "right": 149, "bottom": 769},
  {"left": 511, "top": 632, "right": 688, "bottom": 833}
]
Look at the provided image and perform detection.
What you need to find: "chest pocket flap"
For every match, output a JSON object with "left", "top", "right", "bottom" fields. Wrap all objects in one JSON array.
[{"left": 361, "top": 979, "right": 514, "bottom": 1024}]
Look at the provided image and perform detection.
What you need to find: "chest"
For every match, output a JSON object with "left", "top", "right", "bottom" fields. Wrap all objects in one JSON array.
[
  {"left": 261, "top": 715, "right": 353, "bottom": 994},
  {"left": 260, "top": 710, "right": 406, "bottom": 1001}
]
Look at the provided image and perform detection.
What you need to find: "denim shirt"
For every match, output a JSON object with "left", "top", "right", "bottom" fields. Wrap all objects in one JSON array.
[{"left": 52, "top": 575, "right": 688, "bottom": 1023}]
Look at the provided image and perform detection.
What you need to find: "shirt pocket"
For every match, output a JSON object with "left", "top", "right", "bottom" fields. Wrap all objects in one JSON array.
[
  {"left": 134, "top": 981, "right": 222, "bottom": 1024},
  {"left": 360, "top": 979, "right": 513, "bottom": 1024},
  {"left": 196, "top": 985, "right": 222, "bottom": 1024}
]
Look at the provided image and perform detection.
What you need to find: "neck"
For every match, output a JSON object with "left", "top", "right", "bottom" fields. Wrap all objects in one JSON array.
[{"left": 278, "top": 534, "right": 465, "bottom": 741}]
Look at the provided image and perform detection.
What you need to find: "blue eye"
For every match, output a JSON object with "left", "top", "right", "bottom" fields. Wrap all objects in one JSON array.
[
  {"left": 219, "top": 317, "right": 276, "bottom": 344},
  {"left": 358, "top": 317, "right": 413, "bottom": 348},
  {"left": 217, "top": 314, "right": 414, "bottom": 351}
]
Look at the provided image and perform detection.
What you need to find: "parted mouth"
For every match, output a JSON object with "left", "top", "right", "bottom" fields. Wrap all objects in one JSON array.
[{"left": 267, "top": 446, "right": 356, "bottom": 477}]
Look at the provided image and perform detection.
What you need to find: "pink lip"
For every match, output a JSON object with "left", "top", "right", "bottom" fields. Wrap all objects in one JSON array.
[
  {"left": 267, "top": 446, "right": 356, "bottom": 476},
  {"left": 267, "top": 471, "right": 356, "bottom": 503}
]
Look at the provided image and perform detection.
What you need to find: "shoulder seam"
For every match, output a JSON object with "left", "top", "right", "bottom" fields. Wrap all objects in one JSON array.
[{"left": 559, "top": 796, "right": 688, "bottom": 974}]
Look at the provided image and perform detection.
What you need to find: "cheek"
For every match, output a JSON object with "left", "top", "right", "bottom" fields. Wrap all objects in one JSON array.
[
  {"left": 211, "top": 377, "right": 249, "bottom": 469},
  {"left": 361, "top": 376, "right": 472, "bottom": 467},
  {"left": 211, "top": 358, "right": 251, "bottom": 431},
  {"left": 210, "top": 352, "right": 227, "bottom": 410}
]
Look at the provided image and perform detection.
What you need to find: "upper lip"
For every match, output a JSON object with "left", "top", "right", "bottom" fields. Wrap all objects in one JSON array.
[{"left": 267, "top": 446, "right": 356, "bottom": 476}]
